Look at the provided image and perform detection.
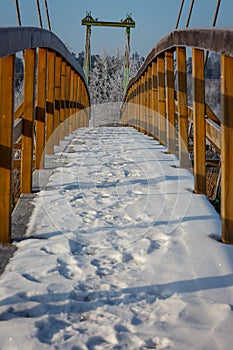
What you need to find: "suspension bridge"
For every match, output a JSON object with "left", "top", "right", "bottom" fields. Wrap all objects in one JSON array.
[{"left": 0, "top": 0, "right": 233, "bottom": 347}]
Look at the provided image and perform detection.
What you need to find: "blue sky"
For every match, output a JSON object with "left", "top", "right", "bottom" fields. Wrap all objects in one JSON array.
[{"left": 0, "top": 0, "right": 233, "bottom": 57}]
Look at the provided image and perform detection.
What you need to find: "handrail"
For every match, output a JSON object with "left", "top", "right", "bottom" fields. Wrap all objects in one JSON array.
[
  {"left": 127, "top": 28, "right": 233, "bottom": 89},
  {"left": 122, "top": 28, "right": 233, "bottom": 245},
  {"left": 0, "top": 27, "right": 87, "bottom": 84},
  {"left": 0, "top": 27, "right": 90, "bottom": 243}
]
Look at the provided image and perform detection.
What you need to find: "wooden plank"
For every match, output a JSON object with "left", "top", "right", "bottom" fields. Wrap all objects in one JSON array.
[
  {"left": 206, "top": 119, "right": 221, "bottom": 153},
  {"left": 13, "top": 159, "right": 21, "bottom": 168},
  {"left": 14, "top": 102, "right": 23, "bottom": 120},
  {"left": 45, "top": 50, "right": 55, "bottom": 154},
  {"left": 157, "top": 55, "right": 166, "bottom": 145},
  {"left": 192, "top": 48, "right": 206, "bottom": 194},
  {"left": 0, "top": 55, "right": 15, "bottom": 243},
  {"left": 165, "top": 51, "right": 176, "bottom": 153},
  {"left": 54, "top": 55, "right": 62, "bottom": 145},
  {"left": 21, "top": 49, "right": 36, "bottom": 194},
  {"left": 14, "top": 159, "right": 35, "bottom": 168},
  {"left": 180, "top": 103, "right": 221, "bottom": 152},
  {"left": 14, "top": 143, "right": 22, "bottom": 150},
  {"left": 13, "top": 117, "right": 23, "bottom": 144},
  {"left": 35, "top": 48, "right": 47, "bottom": 169},
  {"left": 176, "top": 47, "right": 189, "bottom": 168},
  {"left": 221, "top": 54, "right": 233, "bottom": 244},
  {"left": 205, "top": 104, "right": 220, "bottom": 125}
]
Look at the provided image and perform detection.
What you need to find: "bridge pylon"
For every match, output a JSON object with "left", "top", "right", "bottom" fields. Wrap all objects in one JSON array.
[{"left": 82, "top": 11, "right": 135, "bottom": 90}]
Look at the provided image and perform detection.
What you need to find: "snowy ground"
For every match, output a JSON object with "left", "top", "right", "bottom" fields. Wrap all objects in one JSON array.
[{"left": 1, "top": 127, "right": 233, "bottom": 350}]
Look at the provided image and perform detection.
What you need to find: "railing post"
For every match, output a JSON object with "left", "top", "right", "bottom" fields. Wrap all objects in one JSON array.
[
  {"left": 134, "top": 83, "right": 138, "bottom": 127},
  {"left": 192, "top": 48, "right": 206, "bottom": 194},
  {"left": 144, "top": 71, "right": 149, "bottom": 135},
  {"left": 35, "top": 48, "right": 47, "bottom": 169},
  {"left": 176, "top": 47, "right": 189, "bottom": 168},
  {"left": 137, "top": 80, "right": 141, "bottom": 131},
  {"left": 65, "top": 65, "right": 71, "bottom": 136},
  {"left": 157, "top": 55, "right": 166, "bottom": 145},
  {"left": 69, "top": 69, "right": 74, "bottom": 134},
  {"left": 221, "top": 54, "right": 233, "bottom": 244},
  {"left": 73, "top": 74, "right": 78, "bottom": 130},
  {"left": 77, "top": 76, "right": 81, "bottom": 129},
  {"left": 141, "top": 75, "right": 145, "bottom": 133},
  {"left": 148, "top": 65, "right": 153, "bottom": 136},
  {"left": 21, "top": 48, "right": 36, "bottom": 193},
  {"left": 152, "top": 60, "right": 158, "bottom": 139},
  {"left": 46, "top": 50, "right": 56, "bottom": 154},
  {"left": 139, "top": 77, "right": 143, "bottom": 132},
  {"left": 165, "top": 51, "right": 176, "bottom": 154},
  {"left": 60, "top": 60, "right": 66, "bottom": 140},
  {"left": 0, "top": 55, "right": 15, "bottom": 243},
  {"left": 54, "top": 55, "right": 62, "bottom": 146}
]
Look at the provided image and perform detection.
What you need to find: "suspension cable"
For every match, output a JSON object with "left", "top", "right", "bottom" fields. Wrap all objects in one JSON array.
[
  {"left": 205, "top": 0, "right": 222, "bottom": 66},
  {"left": 44, "top": 0, "right": 51, "bottom": 30},
  {"left": 186, "top": 0, "right": 195, "bottom": 27},
  {"left": 212, "top": 0, "right": 221, "bottom": 26},
  {"left": 176, "top": 0, "right": 185, "bottom": 29},
  {"left": 36, "top": 0, "right": 43, "bottom": 28},
  {"left": 14, "top": 0, "right": 22, "bottom": 26}
]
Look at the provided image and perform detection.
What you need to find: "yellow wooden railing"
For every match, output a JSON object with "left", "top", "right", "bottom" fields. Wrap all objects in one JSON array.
[
  {"left": 122, "top": 28, "right": 233, "bottom": 244},
  {"left": 0, "top": 27, "right": 90, "bottom": 243}
]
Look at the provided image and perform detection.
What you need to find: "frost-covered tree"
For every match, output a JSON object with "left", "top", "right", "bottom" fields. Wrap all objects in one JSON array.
[
  {"left": 130, "top": 51, "right": 145, "bottom": 78},
  {"left": 89, "top": 50, "right": 124, "bottom": 104},
  {"left": 89, "top": 50, "right": 144, "bottom": 105}
]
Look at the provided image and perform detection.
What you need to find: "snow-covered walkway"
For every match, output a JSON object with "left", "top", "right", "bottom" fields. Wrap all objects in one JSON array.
[{"left": 1, "top": 127, "right": 233, "bottom": 350}]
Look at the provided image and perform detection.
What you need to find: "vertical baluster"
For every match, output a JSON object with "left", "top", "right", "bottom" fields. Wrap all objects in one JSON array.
[
  {"left": 148, "top": 65, "right": 153, "bottom": 136},
  {"left": 54, "top": 55, "right": 62, "bottom": 146},
  {"left": 192, "top": 48, "right": 206, "bottom": 193},
  {"left": 176, "top": 47, "right": 189, "bottom": 168},
  {"left": 136, "top": 80, "right": 140, "bottom": 130},
  {"left": 0, "top": 55, "right": 15, "bottom": 242},
  {"left": 21, "top": 48, "right": 36, "bottom": 193},
  {"left": 73, "top": 74, "right": 78, "bottom": 130},
  {"left": 69, "top": 69, "right": 74, "bottom": 134},
  {"left": 60, "top": 60, "right": 66, "bottom": 140},
  {"left": 158, "top": 55, "right": 166, "bottom": 145},
  {"left": 35, "top": 48, "right": 47, "bottom": 169},
  {"left": 165, "top": 51, "right": 176, "bottom": 154},
  {"left": 65, "top": 65, "right": 71, "bottom": 136},
  {"left": 144, "top": 71, "right": 148, "bottom": 134},
  {"left": 221, "top": 54, "right": 233, "bottom": 244},
  {"left": 152, "top": 60, "right": 158, "bottom": 139},
  {"left": 76, "top": 76, "right": 81, "bottom": 129},
  {"left": 46, "top": 50, "right": 55, "bottom": 154},
  {"left": 141, "top": 75, "right": 145, "bottom": 133}
]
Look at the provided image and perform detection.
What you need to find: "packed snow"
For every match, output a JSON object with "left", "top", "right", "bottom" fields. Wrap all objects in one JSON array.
[{"left": 0, "top": 126, "right": 233, "bottom": 350}]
